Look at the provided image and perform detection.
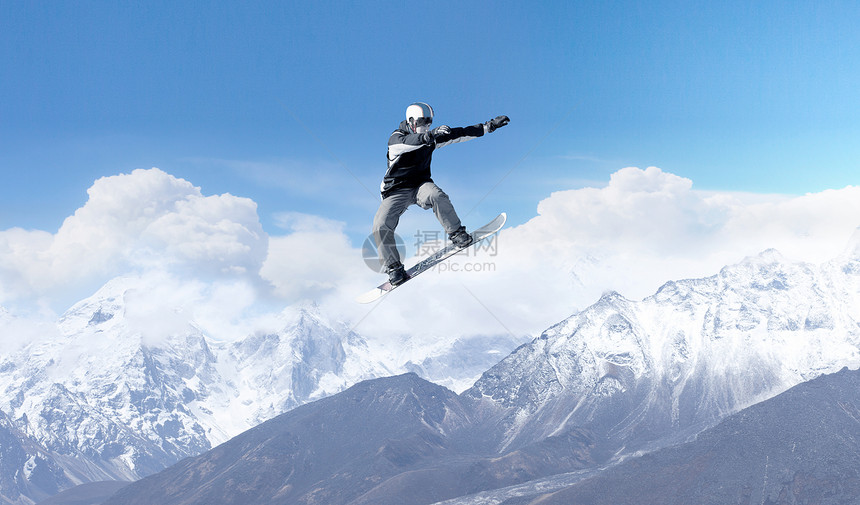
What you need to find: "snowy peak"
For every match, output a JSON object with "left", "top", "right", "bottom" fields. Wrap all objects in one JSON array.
[
  {"left": 58, "top": 276, "right": 133, "bottom": 333},
  {"left": 224, "top": 302, "right": 390, "bottom": 424},
  {"left": 467, "top": 245, "right": 860, "bottom": 453},
  {"left": 832, "top": 226, "right": 860, "bottom": 280},
  {"left": 0, "top": 277, "right": 391, "bottom": 502},
  {"left": 842, "top": 226, "right": 860, "bottom": 260},
  {"left": 717, "top": 248, "right": 804, "bottom": 292}
]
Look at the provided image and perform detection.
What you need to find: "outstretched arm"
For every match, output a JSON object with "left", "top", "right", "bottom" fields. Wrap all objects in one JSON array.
[{"left": 434, "top": 115, "right": 510, "bottom": 149}]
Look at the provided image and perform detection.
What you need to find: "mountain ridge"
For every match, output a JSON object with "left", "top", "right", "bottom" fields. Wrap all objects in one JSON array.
[
  {"left": 0, "top": 277, "right": 525, "bottom": 504},
  {"left": 0, "top": 278, "right": 392, "bottom": 503},
  {"left": 98, "top": 240, "right": 860, "bottom": 505},
  {"left": 494, "top": 365, "right": 860, "bottom": 505},
  {"left": 3, "top": 231, "right": 860, "bottom": 504},
  {"left": 463, "top": 243, "right": 860, "bottom": 456}
]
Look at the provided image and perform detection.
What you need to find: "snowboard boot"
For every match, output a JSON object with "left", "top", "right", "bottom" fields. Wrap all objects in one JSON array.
[
  {"left": 449, "top": 226, "right": 473, "bottom": 248},
  {"left": 387, "top": 262, "right": 410, "bottom": 286}
]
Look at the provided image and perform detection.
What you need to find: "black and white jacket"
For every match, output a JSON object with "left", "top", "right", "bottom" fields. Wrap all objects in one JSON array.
[{"left": 381, "top": 120, "right": 487, "bottom": 197}]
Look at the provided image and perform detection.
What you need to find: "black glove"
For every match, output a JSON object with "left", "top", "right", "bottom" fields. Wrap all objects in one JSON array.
[
  {"left": 422, "top": 125, "right": 450, "bottom": 144},
  {"left": 431, "top": 125, "right": 451, "bottom": 137},
  {"left": 486, "top": 115, "right": 510, "bottom": 133}
]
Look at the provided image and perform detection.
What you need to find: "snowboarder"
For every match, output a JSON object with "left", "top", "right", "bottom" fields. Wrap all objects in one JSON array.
[{"left": 372, "top": 102, "right": 509, "bottom": 286}]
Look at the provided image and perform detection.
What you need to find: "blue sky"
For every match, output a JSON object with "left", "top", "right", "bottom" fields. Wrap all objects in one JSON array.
[
  {"left": 3, "top": 1, "right": 858, "bottom": 241},
  {"left": 1, "top": 0, "right": 860, "bottom": 345}
]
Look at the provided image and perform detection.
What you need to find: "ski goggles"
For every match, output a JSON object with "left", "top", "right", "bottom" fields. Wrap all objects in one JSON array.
[{"left": 413, "top": 117, "right": 433, "bottom": 127}]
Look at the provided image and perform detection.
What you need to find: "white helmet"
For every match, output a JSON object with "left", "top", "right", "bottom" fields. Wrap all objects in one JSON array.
[{"left": 405, "top": 102, "right": 434, "bottom": 133}]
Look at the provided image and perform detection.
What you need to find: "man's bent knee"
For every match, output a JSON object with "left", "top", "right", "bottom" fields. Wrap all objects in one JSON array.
[{"left": 416, "top": 184, "right": 449, "bottom": 209}]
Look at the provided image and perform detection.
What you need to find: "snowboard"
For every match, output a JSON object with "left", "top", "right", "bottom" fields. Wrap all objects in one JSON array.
[{"left": 356, "top": 213, "right": 506, "bottom": 304}]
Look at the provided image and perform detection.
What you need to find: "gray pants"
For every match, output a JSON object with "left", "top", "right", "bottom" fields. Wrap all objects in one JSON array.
[{"left": 372, "top": 182, "right": 463, "bottom": 271}]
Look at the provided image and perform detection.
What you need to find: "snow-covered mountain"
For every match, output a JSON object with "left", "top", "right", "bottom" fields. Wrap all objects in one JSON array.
[
  {"left": 0, "top": 275, "right": 526, "bottom": 504},
  {"left": 465, "top": 235, "right": 860, "bottom": 455},
  {"left": 101, "top": 235, "right": 860, "bottom": 505},
  {"left": 5, "top": 230, "right": 860, "bottom": 504},
  {"left": 0, "top": 410, "right": 71, "bottom": 505},
  {"left": 0, "top": 277, "right": 392, "bottom": 503},
  {"left": 474, "top": 366, "right": 860, "bottom": 505}
]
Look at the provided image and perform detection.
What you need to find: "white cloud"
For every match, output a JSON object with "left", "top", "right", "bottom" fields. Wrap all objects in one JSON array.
[
  {"left": 118, "top": 272, "right": 267, "bottom": 345},
  {"left": 2, "top": 166, "right": 859, "bottom": 353},
  {"left": 338, "top": 167, "right": 860, "bottom": 342},
  {"left": 524, "top": 166, "right": 860, "bottom": 270},
  {"left": 0, "top": 307, "right": 63, "bottom": 352},
  {"left": 141, "top": 192, "right": 267, "bottom": 274},
  {"left": 260, "top": 213, "right": 375, "bottom": 302},
  {"left": 272, "top": 211, "right": 348, "bottom": 234},
  {"left": 0, "top": 168, "right": 267, "bottom": 307}
]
